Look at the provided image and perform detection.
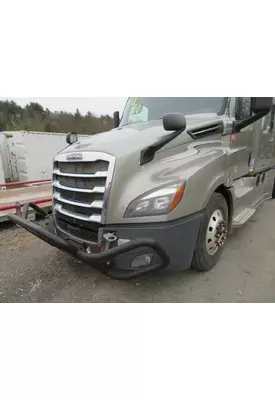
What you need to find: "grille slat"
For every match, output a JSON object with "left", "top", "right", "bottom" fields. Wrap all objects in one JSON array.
[
  {"left": 53, "top": 181, "right": 105, "bottom": 194},
  {"left": 55, "top": 204, "right": 101, "bottom": 223},
  {"left": 58, "top": 202, "right": 101, "bottom": 217},
  {"left": 56, "top": 189, "right": 103, "bottom": 203},
  {"left": 57, "top": 175, "right": 106, "bottom": 190},
  {"left": 56, "top": 212, "right": 101, "bottom": 232},
  {"left": 53, "top": 192, "right": 103, "bottom": 209},
  {"left": 53, "top": 168, "right": 108, "bottom": 178},
  {"left": 56, "top": 213, "right": 99, "bottom": 243},
  {"left": 58, "top": 161, "right": 109, "bottom": 174}
]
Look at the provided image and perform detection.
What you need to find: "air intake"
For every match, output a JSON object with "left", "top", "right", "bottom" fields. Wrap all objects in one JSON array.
[{"left": 187, "top": 121, "right": 224, "bottom": 139}]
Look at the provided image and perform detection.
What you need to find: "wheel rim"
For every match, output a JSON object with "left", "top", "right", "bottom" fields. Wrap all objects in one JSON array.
[{"left": 205, "top": 209, "right": 227, "bottom": 256}]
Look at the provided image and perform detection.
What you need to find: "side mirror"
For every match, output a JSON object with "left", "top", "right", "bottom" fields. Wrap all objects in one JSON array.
[
  {"left": 252, "top": 98, "right": 273, "bottom": 114},
  {"left": 235, "top": 98, "right": 252, "bottom": 121},
  {"left": 66, "top": 132, "right": 78, "bottom": 145},
  {"left": 163, "top": 113, "right": 187, "bottom": 132},
  {"left": 113, "top": 111, "right": 120, "bottom": 128},
  {"left": 234, "top": 97, "right": 274, "bottom": 133}
]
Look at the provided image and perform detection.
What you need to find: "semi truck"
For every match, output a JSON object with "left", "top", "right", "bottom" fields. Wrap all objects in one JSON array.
[{"left": 7, "top": 97, "right": 275, "bottom": 280}]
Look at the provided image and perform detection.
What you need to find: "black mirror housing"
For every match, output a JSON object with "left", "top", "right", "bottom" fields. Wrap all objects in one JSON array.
[
  {"left": 234, "top": 97, "right": 274, "bottom": 133},
  {"left": 252, "top": 98, "right": 273, "bottom": 114},
  {"left": 113, "top": 111, "right": 120, "bottom": 128},
  {"left": 163, "top": 113, "right": 187, "bottom": 132},
  {"left": 66, "top": 132, "right": 78, "bottom": 145}
]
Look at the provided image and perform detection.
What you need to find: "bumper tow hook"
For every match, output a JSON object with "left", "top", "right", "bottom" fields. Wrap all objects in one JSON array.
[
  {"left": 103, "top": 232, "right": 117, "bottom": 250},
  {"left": 102, "top": 233, "right": 117, "bottom": 265}
]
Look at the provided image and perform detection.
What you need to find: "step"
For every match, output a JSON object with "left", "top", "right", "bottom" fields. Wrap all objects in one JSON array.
[
  {"left": 234, "top": 186, "right": 254, "bottom": 199},
  {"left": 233, "top": 207, "right": 256, "bottom": 228}
]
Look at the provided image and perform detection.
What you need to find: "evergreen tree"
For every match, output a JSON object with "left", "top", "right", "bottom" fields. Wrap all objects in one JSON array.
[{"left": 0, "top": 100, "right": 114, "bottom": 134}]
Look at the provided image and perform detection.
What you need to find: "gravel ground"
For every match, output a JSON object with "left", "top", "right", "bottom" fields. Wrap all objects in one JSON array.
[{"left": 1, "top": 200, "right": 275, "bottom": 303}]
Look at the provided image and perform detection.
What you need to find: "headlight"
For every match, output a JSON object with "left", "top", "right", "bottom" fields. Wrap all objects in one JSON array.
[{"left": 124, "top": 182, "right": 185, "bottom": 218}]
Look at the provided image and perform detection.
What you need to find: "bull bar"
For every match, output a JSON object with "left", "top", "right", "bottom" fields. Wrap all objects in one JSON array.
[{"left": 7, "top": 205, "right": 170, "bottom": 280}]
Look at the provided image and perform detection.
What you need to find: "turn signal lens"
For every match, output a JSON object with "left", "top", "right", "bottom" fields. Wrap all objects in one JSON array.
[{"left": 168, "top": 183, "right": 185, "bottom": 212}]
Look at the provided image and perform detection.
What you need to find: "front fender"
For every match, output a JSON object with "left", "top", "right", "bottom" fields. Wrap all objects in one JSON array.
[
  {"left": 201, "top": 173, "right": 229, "bottom": 208},
  {"left": 174, "top": 149, "right": 231, "bottom": 218}
]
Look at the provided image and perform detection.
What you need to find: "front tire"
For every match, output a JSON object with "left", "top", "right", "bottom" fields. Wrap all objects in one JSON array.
[{"left": 191, "top": 193, "right": 228, "bottom": 272}]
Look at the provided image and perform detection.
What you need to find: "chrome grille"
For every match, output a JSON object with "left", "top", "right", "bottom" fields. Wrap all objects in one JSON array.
[{"left": 52, "top": 152, "right": 116, "bottom": 240}]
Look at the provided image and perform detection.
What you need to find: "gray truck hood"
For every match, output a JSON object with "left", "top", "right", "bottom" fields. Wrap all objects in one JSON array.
[{"left": 61, "top": 114, "right": 222, "bottom": 159}]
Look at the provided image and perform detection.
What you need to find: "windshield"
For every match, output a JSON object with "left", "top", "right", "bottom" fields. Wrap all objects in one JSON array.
[{"left": 120, "top": 97, "right": 227, "bottom": 126}]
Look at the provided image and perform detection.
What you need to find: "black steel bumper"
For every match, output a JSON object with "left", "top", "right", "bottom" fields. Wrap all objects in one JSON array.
[{"left": 7, "top": 213, "right": 170, "bottom": 280}]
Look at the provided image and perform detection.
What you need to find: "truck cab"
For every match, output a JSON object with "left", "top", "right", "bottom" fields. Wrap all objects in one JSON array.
[{"left": 8, "top": 97, "right": 275, "bottom": 280}]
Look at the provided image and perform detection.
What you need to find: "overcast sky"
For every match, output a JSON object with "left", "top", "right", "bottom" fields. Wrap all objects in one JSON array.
[{"left": 0, "top": 97, "right": 128, "bottom": 116}]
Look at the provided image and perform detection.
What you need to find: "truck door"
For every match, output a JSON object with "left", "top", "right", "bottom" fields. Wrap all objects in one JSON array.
[
  {"left": 231, "top": 97, "right": 254, "bottom": 178},
  {"left": 254, "top": 100, "right": 275, "bottom": 172}
]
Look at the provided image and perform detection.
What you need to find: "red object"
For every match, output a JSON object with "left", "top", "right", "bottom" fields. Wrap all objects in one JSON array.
[
  {"left": 0, "top": 197, "right": 52, "bottom": 212},
  {"left": 231, "top": 133, "right": 237, "bottom": 141},
  {"left": 0, "top": 179, "right": 51, "bottom": 188}
]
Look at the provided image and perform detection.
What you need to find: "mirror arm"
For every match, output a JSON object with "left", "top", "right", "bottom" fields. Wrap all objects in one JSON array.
[
  {"left": 234, "top": 110, "right": 269, "bottom": 133},
  {"left": 140, "top": 128, "right": 185, "bottom": 166}
]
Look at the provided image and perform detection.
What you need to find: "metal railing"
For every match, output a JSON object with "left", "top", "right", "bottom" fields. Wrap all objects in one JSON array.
[
  {"left": 0, "top": 197, "right": 52, "bottom": 213},
  {"left": 0, "top": 179, "right": 51, "bottom": 188}
]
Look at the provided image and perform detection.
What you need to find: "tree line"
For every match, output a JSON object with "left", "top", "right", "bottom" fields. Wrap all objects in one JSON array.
[{"left": 0, "top": 100, "right": 114, "bottom": 135}]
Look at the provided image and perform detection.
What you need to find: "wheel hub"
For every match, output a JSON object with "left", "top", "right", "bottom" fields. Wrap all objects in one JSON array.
[{"left": 206, "top": 209, "right": 227, "bottom": 256}]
